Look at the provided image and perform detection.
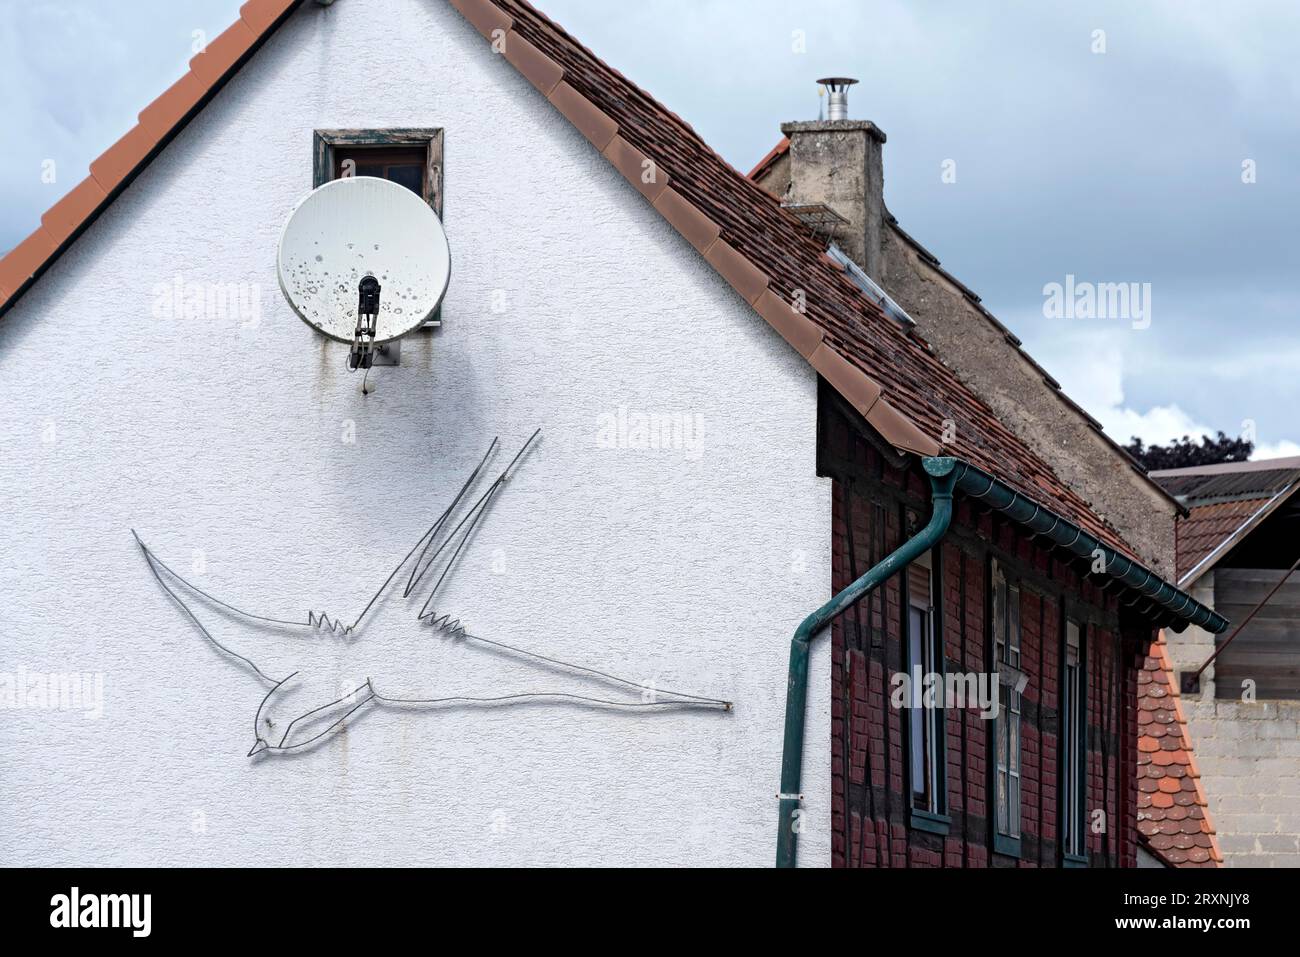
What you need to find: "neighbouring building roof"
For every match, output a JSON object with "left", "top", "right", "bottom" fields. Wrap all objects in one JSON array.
[
  {"left": 1151, "top": 457, "right": 1300, "bottom": 585},
  {"left": 746, "top": 135, "right": 789, "bottom": 181},
  {"left": 3, "top": 0, "right": 1166, "bottom": 571},
  {"left": 1138, "top": 457, "right": 1300, "bottom": 868},
  {"left": 1136, "top": 631, "right": 1222, "bottom": 867}
]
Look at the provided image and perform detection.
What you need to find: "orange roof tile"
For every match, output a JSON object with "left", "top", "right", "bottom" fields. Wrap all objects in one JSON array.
[{"left": 1136, "top": 631, "right": 1222, "bottom": 867}]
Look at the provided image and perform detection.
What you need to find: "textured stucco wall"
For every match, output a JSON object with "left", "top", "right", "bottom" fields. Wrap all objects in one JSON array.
[
  {"left": 1166, "top": 572, "right": 1300, "bottom": 867},
  {"left": 0, "top": 0, "right": 831, "bottom": 866}
]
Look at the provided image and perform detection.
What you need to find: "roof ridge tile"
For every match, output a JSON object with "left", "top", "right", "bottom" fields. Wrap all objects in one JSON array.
[
  {"left": 189, "top": 18, "right": 258, "bottom": 86},
  {"left": 41, "top": 179, "right": 108, "bottom": 248}
]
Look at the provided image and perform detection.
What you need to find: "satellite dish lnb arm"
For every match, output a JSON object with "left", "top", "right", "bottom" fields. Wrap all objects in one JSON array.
[{"left": 349, "top": 276, "right": 382, "bottom": 370}]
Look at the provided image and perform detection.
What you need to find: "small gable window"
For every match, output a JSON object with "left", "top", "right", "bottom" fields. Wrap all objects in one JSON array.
[
  {"left": 313, "top": 129, "right": 444, "bottom": 326},
  {"left": 313, "top": 128, "right": 444, "bottom": 214}
]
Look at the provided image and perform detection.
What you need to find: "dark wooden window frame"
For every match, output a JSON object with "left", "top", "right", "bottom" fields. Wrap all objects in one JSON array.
[
  {"left": 1060, "top": 612, "right": 1089, "bottom": 867},
  {"left": 903, "top": 541, "right": 951, "bottom": 835},
  {"left": 313, "top": 129, "right": 445, "bottom": 328},
  {"left": 312, "top": 128, "right": 444, "bottom": 213}
]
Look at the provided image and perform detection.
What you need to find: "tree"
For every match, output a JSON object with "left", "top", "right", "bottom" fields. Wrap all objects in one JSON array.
[{"left": 1123, "top": 431, "right": 1253, "bottom": 472}]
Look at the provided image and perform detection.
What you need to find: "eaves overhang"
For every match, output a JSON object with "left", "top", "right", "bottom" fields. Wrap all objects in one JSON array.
[{"left": 930, "top": 457, "right": 1230, "bottom": 635}]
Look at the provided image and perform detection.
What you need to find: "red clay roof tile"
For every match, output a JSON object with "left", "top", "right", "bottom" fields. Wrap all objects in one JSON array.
[
  {"left": 481, "top": 0, "right": 1137, "bottom": 547},
  {"left": 1136, "top": 631, "right": 1221, "bottom": 867},
  {"left": 705, "top": 239, "right": 769, "bottom": 305},
  {"left": 0, "top": 228, "right": 58, "bottom": 296},
  {"left": 651, "top": 187, "right": 720, "bottom": 255},
  {"left": 451, "top": 0, "right": 513, "bottom": 38},
  {"left": 754, "top": 288, "right": 824, "bottom": 359},
  {"left": 40, "top": 178, "right": 107, "bottom": 248},
  {"left": 601, "top": 135, "right": 669, "bottom": 203},
  {"left": 240, "top": 0, "right": 297, "bottom": 34},
  {"left": 747, "top": 135, "right": 789, "bottom": 182},
  {"left": 809, "top": 342, "right": 882, "bottom": 419},
  {"left": 89, "top": 124, "right": 157, "bottom": 196},
  {"left": 547, "top": 80, "right": 618, "bottom": 150},
  {"left": 1176, "top": 497, "right": 1272, "bottom": 582},
  {"left": 503, "top": 29, "right": 564, "bottom": 95},
  {"left": 137, "top": 71, "right": 207, "bottom": 140},
  {"left": 865, "top": 397, "right": 942, "bottom": 457},
  {"left": 189, "top": 19, "right": 258, "bottom": 86}
]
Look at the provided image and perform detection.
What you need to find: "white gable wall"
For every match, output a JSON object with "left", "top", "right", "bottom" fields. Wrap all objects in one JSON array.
[{"left": 0, "top": 0, "right": 831, "bottom": 866}]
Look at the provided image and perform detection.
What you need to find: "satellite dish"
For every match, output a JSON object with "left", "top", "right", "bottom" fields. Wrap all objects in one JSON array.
[{"left": 276, "top": 176, "right": 450, "bottom": 363}]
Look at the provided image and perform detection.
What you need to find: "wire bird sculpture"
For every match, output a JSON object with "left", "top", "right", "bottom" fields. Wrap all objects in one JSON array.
[{"left": 134, "top": 430, "right": 732, "bottom": 758}]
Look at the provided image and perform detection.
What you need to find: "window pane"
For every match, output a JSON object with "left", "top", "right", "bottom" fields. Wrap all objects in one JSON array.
[
  {"left": 386, "top": 163, "right": 424, "bottom": 195},
  {"left": 928, "top": 707, "right": 941, "bottom": 810},
  {"left": 1009, "top": 774, "right": 1021, "bottom": 836},
  {"left": 997, "top": 705, "right": 1008, "bottom": 772},
  {"left": 1063, "top": 661, "right": 1075, "bottom": 850},
  {"left": 1062, "top": 620, "right": 1086, "bottom": 856},
  {"left": 1008, "top": 585, "right": 1021, "bottom": 665},
  {"left": 1009, "top": 711, "right": 1020, "bottom": 773},
  {"left": 334, "top": 146, "right": 427, "bottom": 200},
  {"left": 908, "top": 606, "right": 928, "bottom": 806},
  {"left": 993, "top": 575, "right": 1006, "bottom": 661},
  {"left": 996, "top": 770, "right": 1008, "bottom": 830}
]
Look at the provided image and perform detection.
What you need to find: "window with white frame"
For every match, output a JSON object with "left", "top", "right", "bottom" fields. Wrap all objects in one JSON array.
[{"left": 991, "top": 559, "right": 1022, "bottom": 847}]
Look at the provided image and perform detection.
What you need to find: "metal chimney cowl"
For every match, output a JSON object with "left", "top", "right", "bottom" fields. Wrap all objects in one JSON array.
[{"left": 818, "top": 77, "right": 858, "bottom": 121}]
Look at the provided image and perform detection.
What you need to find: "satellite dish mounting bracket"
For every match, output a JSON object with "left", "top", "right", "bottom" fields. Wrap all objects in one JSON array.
[{"left": 349, "top": 275, "right": 392, "bottom": 370}]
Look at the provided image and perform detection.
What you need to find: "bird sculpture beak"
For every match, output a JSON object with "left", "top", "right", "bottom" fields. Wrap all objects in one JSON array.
[{"left": 247, "top": 738, "right": 270, "bottom": 757}]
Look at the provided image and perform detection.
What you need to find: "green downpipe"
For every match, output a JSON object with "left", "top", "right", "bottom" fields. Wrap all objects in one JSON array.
[{"left": 775, "top": 457, "right": 958, "bottom": 868}]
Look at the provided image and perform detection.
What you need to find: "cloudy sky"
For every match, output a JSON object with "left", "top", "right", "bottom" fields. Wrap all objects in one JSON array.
[{"left": 3, "top": 0, "right": 1297, "bottom": 457}]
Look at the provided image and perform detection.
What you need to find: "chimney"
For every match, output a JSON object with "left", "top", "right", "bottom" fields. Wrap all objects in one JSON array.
[{"left": 780, "top": 77, "right": 887, "bottom": 277}]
